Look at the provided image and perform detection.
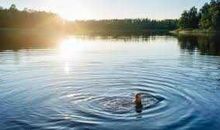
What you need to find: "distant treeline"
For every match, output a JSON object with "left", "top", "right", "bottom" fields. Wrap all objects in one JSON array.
[
  {"left": 178, "top": 0, "right": 220, "bottom": 30},
  {"left": 0, "top": 4, "right": 177, "bottom": 34},
  {"left": 0, "top": 4, "right": 64, "bottom": 31},
  {"left": 66, "top": 19, "right": 177, "bottom": 34}
]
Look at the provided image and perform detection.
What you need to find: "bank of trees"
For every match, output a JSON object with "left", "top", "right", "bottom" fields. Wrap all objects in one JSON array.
[
  {"left": 0, "top": 4, "right": 177, "bottom": 33},
  {"left": 67, "top": 19, "right": 177, "bottom": 34},
  {"left": 0, "top": 4, "right": 64, "bottom": 31},
  {"left": 1, "top": 1, "right": 218, "bottom": 33},
  {"left": 178, "top": 0, "right": 220, "bottom": 30}
]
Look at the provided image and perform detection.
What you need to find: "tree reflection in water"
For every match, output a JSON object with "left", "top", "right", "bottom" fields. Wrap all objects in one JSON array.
[{"left": 177, "top": 34, "right": 220, "bottom": 56}]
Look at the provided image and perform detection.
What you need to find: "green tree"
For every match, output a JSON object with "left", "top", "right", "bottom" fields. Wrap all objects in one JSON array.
[
  {"left": 178, "top": 7, "right": 200, "bottom": 29},
  {"left": 199, "top": 0, "right": 219, "bottom": 30},
  {"left": 179, "top": 0, "right": 220, "bottom": 31},
  {"left": 178, "top": 11, "right": 189, "bottom": 28},
  {"left": 9, "top": 4, "right": 17, "bottom": 11}
]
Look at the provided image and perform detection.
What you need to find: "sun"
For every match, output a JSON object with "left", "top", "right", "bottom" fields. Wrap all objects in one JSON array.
[{"left": 55, "top": 1, "right": 94, "bottom": 21}]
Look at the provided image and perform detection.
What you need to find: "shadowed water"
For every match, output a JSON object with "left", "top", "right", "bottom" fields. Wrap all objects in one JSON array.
[{"left": 0, "top": 35, "right": 220, "bottom": 130}]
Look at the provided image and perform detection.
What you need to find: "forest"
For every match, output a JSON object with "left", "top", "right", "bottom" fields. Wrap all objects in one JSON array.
[
  {"left": 178, "top": 0, "right": 220, "bottom": 31},
  {"left": 0, "top": 0, "right": 219, "bottom": 34},
  {"left": 0, "top": 4, "right": 177, "bottom": 34},
  {"left": 66, "top": 19, "right": 177, "bottom": 34},
  {"left": 0, "top": 4, "right": 64, "bottom": 31}
]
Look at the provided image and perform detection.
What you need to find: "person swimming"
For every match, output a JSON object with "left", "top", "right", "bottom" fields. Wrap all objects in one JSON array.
[{"left": 135, "top": 93, "right": 143, "bottom": 113}]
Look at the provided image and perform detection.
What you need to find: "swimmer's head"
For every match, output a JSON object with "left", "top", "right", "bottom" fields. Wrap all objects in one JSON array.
[
  {"left": 135, "top": 93, "right": 143, "bottom": 113},
  {"left": 135, "top": 93, "right": 142, "bottom": 106}
]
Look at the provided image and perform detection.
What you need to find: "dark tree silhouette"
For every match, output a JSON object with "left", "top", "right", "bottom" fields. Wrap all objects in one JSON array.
[
  {"left": 0, "top": 4, "right": 177, "bottom": 34},
  {"left": 178, "top": 7, "right": 200, "bottom": 29},
  {"left": 66, "top": 19, "right": 177, "bottom": 34},
  {"left": 178, "top": 0, "right": 220, "bottom": 31},
  {"left": 200, "top": 0, "right": 220, "bottom": 30},
  {"left": 9, "top": 4, "right": 17, "bottom": 11},
  {"left": 0, "top": 4, "right": 64, "bottom": 31}
]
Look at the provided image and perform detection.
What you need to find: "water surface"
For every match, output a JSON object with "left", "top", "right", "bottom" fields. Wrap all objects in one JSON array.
[{"left": 0, "top": 35, "right": 220, "bottom": 130}]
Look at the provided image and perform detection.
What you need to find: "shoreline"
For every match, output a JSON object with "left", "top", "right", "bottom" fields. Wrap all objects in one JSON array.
[
  {"left": 170, "top": 29, "right": 219, "bottom": 36},
  {"left": 0, "top": 28, "right": 171, "bottom": 36}
]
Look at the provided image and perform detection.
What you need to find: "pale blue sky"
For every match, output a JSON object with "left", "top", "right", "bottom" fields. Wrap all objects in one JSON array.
[{"left": 0, "top": 0, "right": 210, "bottom": 20}]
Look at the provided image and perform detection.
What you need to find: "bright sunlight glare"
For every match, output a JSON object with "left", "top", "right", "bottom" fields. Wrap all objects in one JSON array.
[
  {"left": 58, "top": 38, "right": 88, "bottom": 74},
  {"left": 60, "top": 38, "right": 86, "bottom": 52},
  {"left": 58, "top": 38, "right": 88, "bottom": 63}
]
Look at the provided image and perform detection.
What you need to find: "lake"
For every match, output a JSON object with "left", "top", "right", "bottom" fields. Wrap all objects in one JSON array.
[{"left": 0, "top": 34, "right": 220, "bottom": 130}]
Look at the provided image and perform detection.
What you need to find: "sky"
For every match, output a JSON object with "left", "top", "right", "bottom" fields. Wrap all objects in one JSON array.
[{"left": 0, "top": 0, "right": 210, "bottom": 20}]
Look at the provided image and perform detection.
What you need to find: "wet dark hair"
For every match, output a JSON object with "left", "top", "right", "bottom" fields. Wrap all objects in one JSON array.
[
  {"left": 135, "top": 93, "right": 143, "bottom": 113},
  {"left": 135, "top": 93, "right": 141, "bottom": 98}
]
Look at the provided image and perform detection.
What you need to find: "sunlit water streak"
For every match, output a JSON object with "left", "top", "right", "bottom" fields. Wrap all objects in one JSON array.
[{"left": 0, "top": 36, "right": 220, "bottom": 130}]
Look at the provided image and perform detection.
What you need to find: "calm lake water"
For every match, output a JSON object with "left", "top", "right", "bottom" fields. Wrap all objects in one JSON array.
[{"left": 0, "top": 34, "right": 220, "bottom": 130}]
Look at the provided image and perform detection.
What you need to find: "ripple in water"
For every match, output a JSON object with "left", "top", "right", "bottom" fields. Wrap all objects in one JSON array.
[
  {"left": 0, "top": 36, "right": 220, "bottom": 130},
  {"left": 88, "top": 94, "right": 163, "bottom": 114}
]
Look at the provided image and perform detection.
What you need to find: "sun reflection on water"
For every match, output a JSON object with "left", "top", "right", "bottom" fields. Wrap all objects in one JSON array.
[
  {"left": 58, "top": 38, "right": 87, "bottom": 74},
  {"left": 59, "top": 38, "right": 86, "bottom": 59}
]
